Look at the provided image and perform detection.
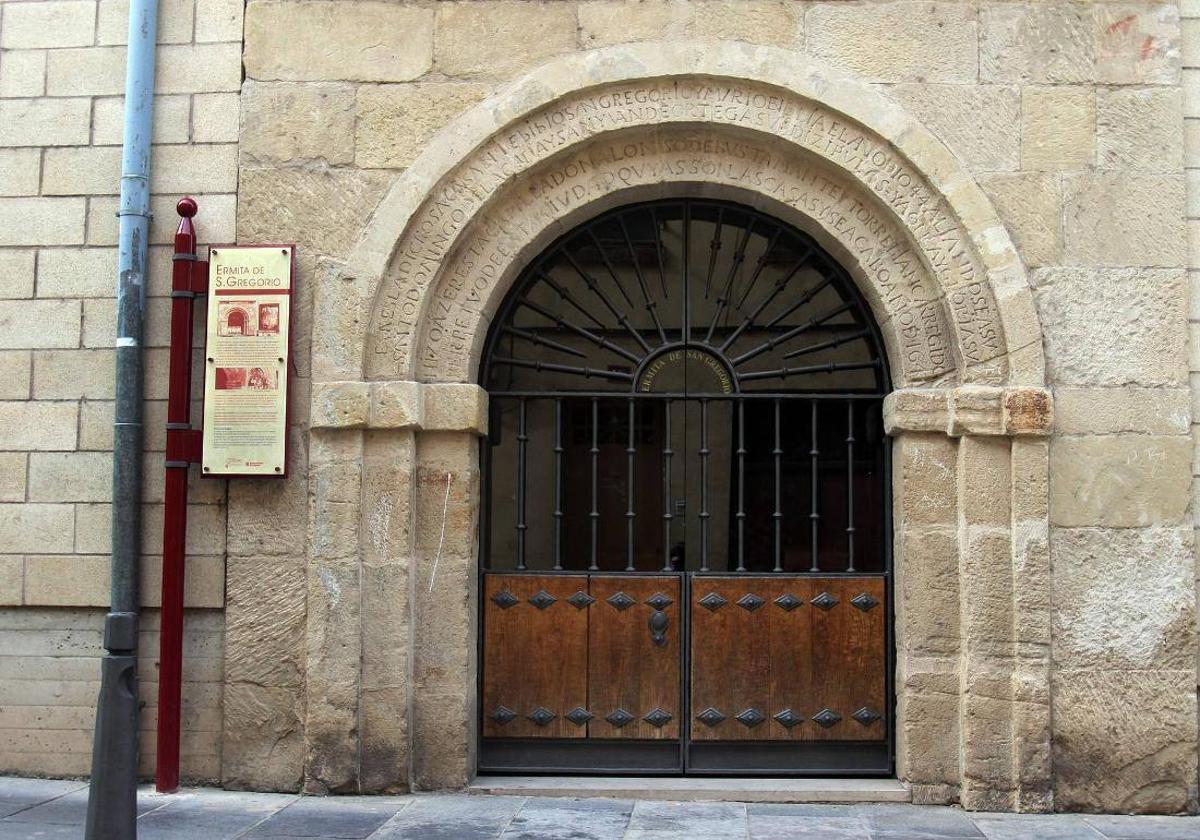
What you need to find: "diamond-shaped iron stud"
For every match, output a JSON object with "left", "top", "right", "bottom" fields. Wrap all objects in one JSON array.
[
  {"left": 645, "top": 593, "right": 674, "bottom": 610},
  {"left": 528, "top": 590, "right": 557, "bottom": 610},
  {"left": 735, "top": 708, "right": 766, "bottom": 728},
  {"left": 812, "top": 708, "right": 842, "bottom": 728},
  {"left": 736, "top": 593, "right": 765, "bottom": 612},
  {"left": 811, "top": 592, "right": 838, "bottom": 611},
  {"left": 643, "top": 708, "right": 673, "bottom": 728},
  {"left": 490, "top": 705, "right": 517, "bottom": 725},
  {"left": 607, "top": 591, "right": 636, "bottom": 611},
  {"left": 852, "top": 706, "right": 882, "bottom": 727},
  {"left": 565, "top": 707, "right": 594, "bottom": 727},
  {"left": 850, "top": 592, "right": 880, "bottom": 612},
  {"left": 696, "top": 707, "right": 726, "bottom": 727},
  {"left": 773, "top": 708, "right": 803, "bottom": 729},
  {"left": 605, "top": 708, "right": 635, "bottom": 728},
  {"left": 490, "top": 590, "right": 519, "bottom": 609},
  {"left": 774, "top": 593, "right": 803, "bottom": 612},
  {"left": 567, "top": 591, "right": 595, "bottom": 610},
  {"left": 527, "top": 707, "right": 556, "bottom": 727},
  {"left": 699, "top": 592, "right": 728, "bottom": 612}
]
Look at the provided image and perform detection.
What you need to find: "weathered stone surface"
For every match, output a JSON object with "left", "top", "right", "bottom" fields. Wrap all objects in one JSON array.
[
  {"left": 1055, "top": 387, "right": 1190, "bottom": 435},
  {"left": 895, "top": 527, "right": 958, "bottom": 655},
  {"left": 1053, "top": 669, "right": 1197, "bottom": 813},
  {"left": 244, "top": 1, "right": 433, "bottom": 82},
  {"left": 0, "top": 504, "right": 73, "bottom": 554},
  {"left": 221, "top": 683, "right": 305, "bottom": 792},
  {"left": 370, "top": 381, "right": 422, "bottom": 429},
  {"left": 1095, "top": 3, "right": 1181, "bottom": 85},
  {"left": 435, "top": 1, "right": 576, "bottom": 79},
  {"left": 894, "top": 434, "right": 957, "bottom": 527},
  {"left": 0, "top": 453, "right": 26, "bottom": 503},
  {"left": 891, "top": 84, "right": 1020, "bottom": 172},
  {"left": 1033, "top": 268, "right": 1187, "bottom": 386},
  {"left": 980, "top": 3, "right": 1093, "bottom": 83},
  {"left": 422, "top": 384, "right": 488, "bottom": 434},
  {"left": 225, "top": 558, "right": 306, "bottom": 688},
  {"left": 1052, "top": 527, "right": 1195, "bottom": 671},
  {"left": 355, "top": 83, "right": 488, "bottom": 170},
  {"left": 808, "top": 2, "right": 977, "bottom": 82},
  {"left": 979, "top": 173, "right": 1061, "bottom": 267},
  {"left": 1003, "top": 389, "right": 1052, "bottom": 437},
  {"left": 1020, "top": 86, "right": 1095, "bottom": 170},
  {"left": 1097, "top": 87, "right": 1183, "bottom": 171},
  {"left": 310, "top": 381, "right": 370, "bottom": 428},
  {"left": 241, "top": 82, "right": 356, "bottom": 164},
  {"left": 0, "top": 352, "right": 30, "bottom": 401},
  {"left": 238, "top": 167, "right": 394, "bottom": 259},
  {"left": 1049, "top": 435, "right": 1191, "bottom": 527}
]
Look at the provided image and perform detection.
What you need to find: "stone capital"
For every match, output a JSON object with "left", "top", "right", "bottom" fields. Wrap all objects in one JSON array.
[
  {"left": 884, "top": 386, "right": 1052, "bottom": 438},
  {"left": 309, "top": 380, "right": 487, "bottom": 436}
]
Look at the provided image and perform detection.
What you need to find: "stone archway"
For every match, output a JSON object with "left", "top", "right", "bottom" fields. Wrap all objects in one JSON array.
[{"left": 297, "top": 42, "right": 1053, "bottom": 811}]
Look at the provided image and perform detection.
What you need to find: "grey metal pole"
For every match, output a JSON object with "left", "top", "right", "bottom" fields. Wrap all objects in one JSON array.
[{"left": 85, "top": 0, "right": 159, "bottom": 836}]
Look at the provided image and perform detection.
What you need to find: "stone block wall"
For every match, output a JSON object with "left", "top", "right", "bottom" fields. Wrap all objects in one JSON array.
[{"left": 0, "top": 0, "right": 242, "bottom": 781}]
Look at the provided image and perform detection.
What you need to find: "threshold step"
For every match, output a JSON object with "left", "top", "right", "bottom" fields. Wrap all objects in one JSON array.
[{"left": 469, "top": 776, "right": 911, "bottom": 803}]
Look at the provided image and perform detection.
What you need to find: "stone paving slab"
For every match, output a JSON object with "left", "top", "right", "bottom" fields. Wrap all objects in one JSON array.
[{"left": 1, "top": 777, "right": 1199, "bottom": 839}]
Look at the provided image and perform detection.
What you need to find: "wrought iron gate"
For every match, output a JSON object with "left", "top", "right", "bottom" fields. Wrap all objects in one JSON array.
[{"left": 478, "top": 199, "right": 892, "bottom": 775}]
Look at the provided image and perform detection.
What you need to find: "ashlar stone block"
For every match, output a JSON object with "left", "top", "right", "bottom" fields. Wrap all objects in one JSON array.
[
  {"left": 2, "top": 1, "right": 96, "bottom": 50},
  {"left": 1097, "top": 87, "right": 1184, "bottom": 170},
  {"left": 1064, "top": 173, "right": 1186, "bottom": 267},
  {"left": 980, "top": 3, "right": 1094, "bottom": 83},
  {"left": 1049, "top": 435, "right": 1191, "bottom": 528},
  {"left": 355, "top": 83, "right": 489, "bottom": 170},
  {"left": 1021, "top": 87, "right": 1095, "bottom": 170},
  {"left": 1033, "top": 267, "right": 1186, "bottom": 386},
  {"left": 245, "top": 1, "right": 433, "bottom": 82},
  {"left": 979, "top": 174, "right": 1062, "bottom": 268},
  {"left": 435, "top": 1, "right": 577, "bottom": 79},
  {"left": 241, "top": 82, "right": 356, "bottom": 165},
  {"left": 891, "top": 84, "right": 1020, "bottom": 172},
  {"left": 1095, "top": 3, "right": 1181, "bottom": 85}
]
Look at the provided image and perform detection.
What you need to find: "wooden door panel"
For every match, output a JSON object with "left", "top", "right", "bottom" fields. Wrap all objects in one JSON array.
[
  {"left": 587, "top": 576, "right": 681, "bottom": 740},
  {"left": 482, "top": 574, "right": 588, "bottom": 739},
  {"left": 690, "top": 576, "right": 887, "bottom": 742}
]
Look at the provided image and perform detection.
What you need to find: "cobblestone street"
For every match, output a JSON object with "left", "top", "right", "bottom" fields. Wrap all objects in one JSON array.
[{"left": 2, "top": 778, "right": 1199, "bottom": 839}]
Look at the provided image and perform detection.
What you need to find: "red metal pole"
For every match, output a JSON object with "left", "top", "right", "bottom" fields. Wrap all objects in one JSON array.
[{"left": 156, "top": 197, "right": 199, "bottom": 793}]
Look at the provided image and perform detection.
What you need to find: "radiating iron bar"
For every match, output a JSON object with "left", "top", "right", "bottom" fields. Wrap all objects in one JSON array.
[
  {"left": 553, "top": 398, "right": 564, "bottom": 571},
  {"left": 517, "top": 299, "right": 640, "bottom": 363},
  {"left": 846, "top": 400, "right": 856, "bottom": 573},
  {"left": 699, "top": 398, "right": 710, "bottom": 572},
  {"left": 616, "top": 215, "right": 668, "bottom": 345},
  {"left": 704, "top": 218, "right": 756, "bottom": 344},
  {"left": 762, "top": 276, "right": 835, "bottom": 330},
  {"left": 738, "top": 360, "right": 883, "bottom": 382},
  {"left": 626, "top": 398, "right": 636, "bottom": 572},
  {"left": 731, "top": 300, "right": 855, "bottom": 367},
  {"left": 734, "top": 228, "right": 782, "bottom": 310},
  {"left": 585, "top": 229, "right": 635, "bottom": 308},
  {"left": 516, "top": 397, "right": 528, "bottom": 570},
  {"left": 662, "top": 400, "right": 673, "bottom": 571},
  {"left": 809, "top": 401, "right": 820, "bottom": 573},
  {"left": 501, "top": 325, "right": 588, "bottom": 358},
  {"left": 718, "top": 251, "right": 814, "bottom": 352},
  {"left": 773, "top": 398, "right": 783, "bottom": 573},
  {"left": 736, "top": 400, "right": 746, "bottom": 573},
  {"left": 561, "top": 249, "right": 652, "bottom": 354},
  {"left": 781, "top": 328, "right": 871, "bottom": 360},
  {"left": 590, "top": 397, "right": 599, "bottom": 571},
  {"left": 490, "top": 357, "right": 633, "bottom": 382},
  {"left": 649, "top": 206, "right": 670, "bottom": 299},
  {"left": 537, "top": 272, "right": 609, "bottom": 330},
  {"left": 703, "top": 207, "right": 724, "bottom": 299}
]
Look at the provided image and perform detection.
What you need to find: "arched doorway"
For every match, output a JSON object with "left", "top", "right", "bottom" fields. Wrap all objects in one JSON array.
[{"left": 478, "top": 198, "right": 892, "bottom": 775}]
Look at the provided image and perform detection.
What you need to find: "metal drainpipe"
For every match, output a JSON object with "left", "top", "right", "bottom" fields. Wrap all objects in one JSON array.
[{"left": 85, "top": 0, "right": 159, "bottom": 836}]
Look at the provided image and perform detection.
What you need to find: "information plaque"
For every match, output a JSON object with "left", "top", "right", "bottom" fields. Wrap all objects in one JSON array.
[{"left": 201, "top": 245, "right": 294, "bottom": 477}]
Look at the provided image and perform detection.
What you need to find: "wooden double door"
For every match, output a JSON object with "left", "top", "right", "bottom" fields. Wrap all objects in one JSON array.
[{"left": 480, "top": 571, "right": 889, "bottom": 774}]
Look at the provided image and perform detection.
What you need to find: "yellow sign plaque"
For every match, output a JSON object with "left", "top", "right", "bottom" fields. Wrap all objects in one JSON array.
[{"left": 201, "top": 245, "right": 294, "bottom": 477}]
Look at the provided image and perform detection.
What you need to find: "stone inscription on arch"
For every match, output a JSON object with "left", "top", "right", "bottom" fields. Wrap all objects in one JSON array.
[{"left": 367, "top": 78, "right": 1007, "bottom": 386}]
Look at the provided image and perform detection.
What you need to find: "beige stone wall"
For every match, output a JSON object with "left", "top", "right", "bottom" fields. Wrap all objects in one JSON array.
[{"left": 0, "top": 0, "right": 242, "bottom": 781}]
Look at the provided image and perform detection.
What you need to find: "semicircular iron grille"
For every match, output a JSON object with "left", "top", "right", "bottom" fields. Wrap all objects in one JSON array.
[{"left": 483, "top": 198, "right": 889, "bottom": 395}]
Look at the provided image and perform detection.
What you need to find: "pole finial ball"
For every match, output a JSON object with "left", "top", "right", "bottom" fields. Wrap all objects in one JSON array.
[{"left": 176, "top": 197, "right": 198, "bottom": 218}]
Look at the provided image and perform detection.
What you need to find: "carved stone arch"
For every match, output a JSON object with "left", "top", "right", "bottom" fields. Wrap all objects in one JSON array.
[
  {"left": 345, "top": 41, "right": 1045, "bottom": 391},
  {"left": 296, "top": 42, "right": 1055, "bottom": 810}
]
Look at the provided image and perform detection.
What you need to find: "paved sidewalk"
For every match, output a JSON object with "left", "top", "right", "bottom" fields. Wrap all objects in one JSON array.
[{"left": 2, "top": 777, "right": 1199, "bottom": 839}]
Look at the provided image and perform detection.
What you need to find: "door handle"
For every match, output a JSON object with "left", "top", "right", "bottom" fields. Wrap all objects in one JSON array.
[{"left": 649, "top": 609, "right": 669, "bottom": 646}]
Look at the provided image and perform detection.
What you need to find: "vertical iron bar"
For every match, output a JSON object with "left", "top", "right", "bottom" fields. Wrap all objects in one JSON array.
[
  {"left": 736, "top": 400, "right": 746, "bottom": 573},
  {"left": 809, "top": 401, "right": 820, "bottom": 572},
  {"left": 590, "top": 397, "right": 599, "bottom": 571},
  {"left": 516, "top": 397, "right": 528, "bottom": 570},
  {"left": 846, "top": 400, "right": 856, "bottom": 572},
  {"left": 553, "top": 397, "right": 563, "bottom": 571},
  {"left": 682, "top": 201, "right": 691, "bottom": 343},
  {"left": 699, "top": 398, "right": 710, "bottom": 572},
  {"left": 626, "top": 398, "right": 636, "bottom": 571},
  {"left": 773, "top": 398, "right": 782, "bottom": 573},
  {"left": 662, "top": 400, "right": 673, "bottom": 571}
]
